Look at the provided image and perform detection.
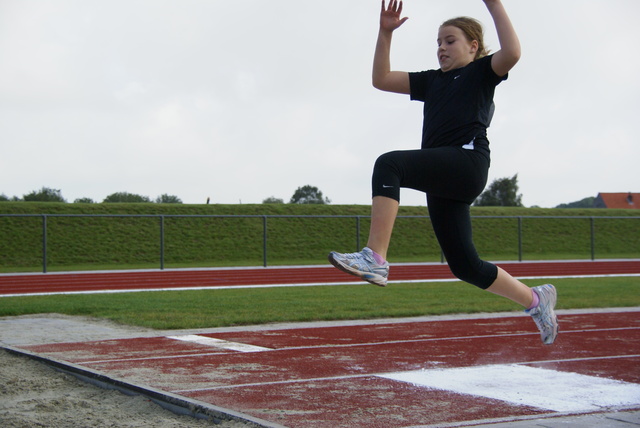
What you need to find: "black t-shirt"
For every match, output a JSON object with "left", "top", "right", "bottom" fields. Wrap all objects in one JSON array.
[{"left": 409, "top": 54, "right": 507, "bottom": 151}]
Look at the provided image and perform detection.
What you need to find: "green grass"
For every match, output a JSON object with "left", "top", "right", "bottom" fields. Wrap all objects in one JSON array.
[
  {"left": 1, "top": 203, "right": 639, "bottom": 272},
  {"left": 0, "top": 277, "right": 638, "bottom": 330}
]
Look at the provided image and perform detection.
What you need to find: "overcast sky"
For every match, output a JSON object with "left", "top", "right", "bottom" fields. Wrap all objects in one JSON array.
[{"left": 1, "top": 0, "right": 638, "bottom": 207}]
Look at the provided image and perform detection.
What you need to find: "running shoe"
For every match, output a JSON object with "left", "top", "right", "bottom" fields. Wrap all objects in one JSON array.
[
  {"left": 526, "top": 284, "right": 559, "bottom": 345},
  {"left": 328, "top": 247, "right": 389, "bottom": 287}
]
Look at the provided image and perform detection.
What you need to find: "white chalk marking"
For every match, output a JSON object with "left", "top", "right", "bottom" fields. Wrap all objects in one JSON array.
[
  {"left": 378, "top": 364, "right": 640, "bottom": 412},
  {"left": 167, "top": 335, "right": 270, "bottom": 353}
]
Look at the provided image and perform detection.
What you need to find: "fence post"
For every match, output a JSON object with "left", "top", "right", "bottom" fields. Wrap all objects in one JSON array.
[
  {"left": 590, "top": 217, "right": 595, "bottom": 261},
  {"left": 159, "top": 215, "right": 165, "bottom": 270},
  {"left": 42, "top": 214, "right": 48, "bottom": 273},
  {"left": 356, "top": 216, "right": 361, "bottom": 251},
  {"left": 263, "top": 215, "right": 268, "bottom": 267},
  {"left": 518, "top": 216, "right": 523, "bottom": 262}
]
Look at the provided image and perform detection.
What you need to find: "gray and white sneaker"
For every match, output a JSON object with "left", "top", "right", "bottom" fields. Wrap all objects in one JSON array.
[
  {"left": 526, "top": 284, "right": 559, "bottom": 345},
  {"left": 328, "top": 247, "right": 389, "bottom": 287}
]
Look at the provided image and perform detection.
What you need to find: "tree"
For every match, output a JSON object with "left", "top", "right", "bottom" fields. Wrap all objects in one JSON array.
[
  {"left": 103, "top": 192, "right": 151, "bottom": 203},
  {"left": 23, "top": 187, "right": 67, "bottom": 203},
  {"left": 262, "top": 196, "right": 284, "bottom": 204},
  {"left": 474, "top": 174, "right": 523, "bottom": 207},
  {"left": 155, "top": 194, "right": 183, "bottom": 204},
  {"left": 289, "top": 185, "right": 331, "bottom": 204}
]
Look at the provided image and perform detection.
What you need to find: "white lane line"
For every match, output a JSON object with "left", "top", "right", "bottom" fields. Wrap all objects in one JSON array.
[
  {"left": 378, "top": 364, "right": 640, "bottom": 412},
  {"left": 167, "top": 335, "right": 271, "bottom": 353}
]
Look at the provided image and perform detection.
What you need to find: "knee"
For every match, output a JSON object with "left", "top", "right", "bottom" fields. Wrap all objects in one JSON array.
[
  {"left": 447, "top": 259, "right": 497, "bottom": 290},
  {"left": 374, "top": 151, "right": 401, "bottom": 171},
  {"left": 447, "top": 261, "right": 477, "bottom": 287},
  {"left": 373, "top": 151, "right": 404, "bottom": 186}
]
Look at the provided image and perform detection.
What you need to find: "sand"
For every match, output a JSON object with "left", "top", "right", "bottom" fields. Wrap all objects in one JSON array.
[
  {"left": 0, "top": 314, "right": 257, "bottom": 428},
  {"left": 0, "top": 349, "right": 259, "bottom": 428}
]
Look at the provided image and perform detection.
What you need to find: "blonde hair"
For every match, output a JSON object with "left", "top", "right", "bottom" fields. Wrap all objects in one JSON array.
[{"left": 440, "top": 17, "right": 489, "bottom": 60}]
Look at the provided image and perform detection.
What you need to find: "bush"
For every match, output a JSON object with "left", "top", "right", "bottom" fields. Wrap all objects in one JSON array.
[
  {"left": 103, "top": 192, "right": 151, "bottom": 203},
  {"left": 155, "top": 194, "right": 182, "bottom": 204},
  {"left": 263, "top": 197, "right": 284, "bottom": 204},
  {"left": 74, "top": 197, "right": 95, "bottom": 204}
]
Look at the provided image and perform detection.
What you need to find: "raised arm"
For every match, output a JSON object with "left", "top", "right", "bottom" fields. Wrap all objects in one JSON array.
[
  {"left": 372, "top": 0, "right": 410, "bottom": 94},
  {"left": 483, "top": 0, "right": 521, "bottom": 77}
]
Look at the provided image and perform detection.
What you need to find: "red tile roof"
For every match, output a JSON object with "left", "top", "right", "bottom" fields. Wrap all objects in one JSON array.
[{"left": 596, "top": 193, "right": 640, "bottom": 209}]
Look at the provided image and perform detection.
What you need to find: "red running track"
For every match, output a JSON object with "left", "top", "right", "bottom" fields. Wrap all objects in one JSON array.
[
  {"left": 1, "top": 259, "right": 639, "bottom": 296},
  {"left": 16, "top": 310, "right": 640, "bottom": 427}
]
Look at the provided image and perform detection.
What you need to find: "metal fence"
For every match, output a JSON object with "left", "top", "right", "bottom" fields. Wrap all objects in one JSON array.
[{"left": 0, "top": 214, "right": 639, "bottom": 273}]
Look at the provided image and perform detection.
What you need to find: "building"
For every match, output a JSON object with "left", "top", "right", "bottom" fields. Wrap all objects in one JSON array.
[{"left": 594, "top": 192, "right": 640, "bottom": 209}]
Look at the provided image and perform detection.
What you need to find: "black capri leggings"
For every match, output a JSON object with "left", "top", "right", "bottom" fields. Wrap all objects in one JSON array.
[{"left": 371, "top": 146, "right": 498, "bottom": 289}]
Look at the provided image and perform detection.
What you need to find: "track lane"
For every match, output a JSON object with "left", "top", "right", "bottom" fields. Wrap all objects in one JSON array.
[{"left": 1, "top": 259, "right": 639, "bottom": 295}]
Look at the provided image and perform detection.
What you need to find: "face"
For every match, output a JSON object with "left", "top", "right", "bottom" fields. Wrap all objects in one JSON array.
[{"left": 437, "top": 26, "right": 478, "bottom": 72}]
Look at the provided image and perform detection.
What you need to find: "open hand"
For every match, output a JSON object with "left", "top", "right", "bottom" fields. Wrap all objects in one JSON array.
[{"left": 380, "top": 0, "right": 409, "bottom": 32}]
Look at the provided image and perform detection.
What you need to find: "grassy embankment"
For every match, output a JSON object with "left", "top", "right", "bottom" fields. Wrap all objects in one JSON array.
[{"left": 1, "top": 202, "right": 638, "bottom": 272}]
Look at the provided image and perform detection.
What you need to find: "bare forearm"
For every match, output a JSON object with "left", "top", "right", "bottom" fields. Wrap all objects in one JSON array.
[
  {"left": 372, "top": 29, "right": 393, "bottom": 88},
  {"left": 372, "top": 0, "right": 410, "bottom": 93}
]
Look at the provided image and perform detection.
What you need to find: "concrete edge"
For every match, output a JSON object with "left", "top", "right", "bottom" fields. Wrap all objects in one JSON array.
[{"left": 0, "top": 344, "right": 287, "bottom": 428}]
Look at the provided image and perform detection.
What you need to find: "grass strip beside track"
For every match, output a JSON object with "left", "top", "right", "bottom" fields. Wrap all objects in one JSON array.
[{"left": 0, "top": 277, "right": 638, "bottom": 330}]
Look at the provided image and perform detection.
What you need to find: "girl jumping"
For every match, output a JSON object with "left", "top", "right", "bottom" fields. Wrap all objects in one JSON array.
[{"left": 329, "top": 0, "right": 558, "bottom": 345}]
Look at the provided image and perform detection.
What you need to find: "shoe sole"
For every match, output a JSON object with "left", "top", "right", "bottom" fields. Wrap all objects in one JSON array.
[{"left": 328, "top": 253, "right": 387, "bottom": 287}]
